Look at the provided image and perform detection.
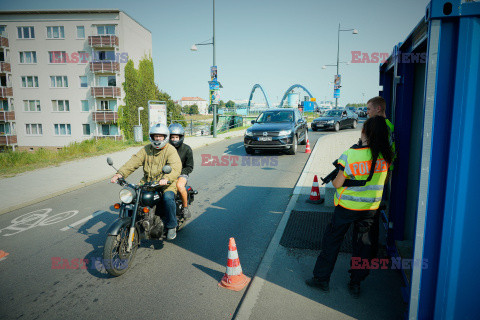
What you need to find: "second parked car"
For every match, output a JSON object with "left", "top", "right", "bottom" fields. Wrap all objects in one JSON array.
[{"left": 311, "top": 109, "right": 358, "bottom": 132}]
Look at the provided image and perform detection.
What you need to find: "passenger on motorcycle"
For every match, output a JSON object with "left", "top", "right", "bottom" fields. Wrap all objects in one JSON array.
[
  {"left": 110, "top": 123, "right": 182, "bottom": 240},
  {"left": 168, "top": 123, "right": 194, "bottom": 219}
]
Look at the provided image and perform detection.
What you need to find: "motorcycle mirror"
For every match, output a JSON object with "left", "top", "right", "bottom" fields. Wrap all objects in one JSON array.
[
  {"left": 107, "top": 157, "right": 114, "bottom": 166},
  {"left": 162, "top": 165, "right": 172, "bottom": 174}
]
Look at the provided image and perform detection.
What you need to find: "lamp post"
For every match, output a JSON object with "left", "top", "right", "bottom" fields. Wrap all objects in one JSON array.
[
  {"left": 322, "top": 24, "right": 358, "bottom": 109},
  {"left": 191, "top": 0, "right": 218, "bottom": 137},
  {"left": 138, "top": 107, "right": 144, "bottom": 126}
]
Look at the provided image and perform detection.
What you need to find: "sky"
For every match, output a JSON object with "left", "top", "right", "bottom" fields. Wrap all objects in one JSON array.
[{"left": 1, "top": 0, "right": 430, "bottom": 106}]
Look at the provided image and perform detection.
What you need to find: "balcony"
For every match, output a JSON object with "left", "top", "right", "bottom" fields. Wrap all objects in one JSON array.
[
  {"left": 92, "top": 110, "right": 118, "bottom": 123},
  {"left": 0, "top": 36, "right": 8, "bottom": 48},
  {"left": 88, "top": 35, "right": 119, "bottom": 48},
  {"left": 0, "top": 87, "right": 13, "bottom": 98},
  {"left": 0, "top": 111, "right": 15, "bottom": 121},
  {"left": 0, "top": 62, "right": 11, "bottom": 73},
  {"left": 0, "top": 135, "right": 17, "bottom": 145},
  {"left": 91, "top": 87, "right": 121, "bottom": 98},
  {"left": 89, "top": 62, "right": 120, "bottom": 73}
]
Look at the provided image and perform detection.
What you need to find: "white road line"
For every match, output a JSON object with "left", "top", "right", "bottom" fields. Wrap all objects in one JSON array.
[
  {"left": 237, "top": 145, "right": 243, "bottom": 149},
  {"left": 224, "top": 151, "right": 231, "bottom": 154},
  {"left": 60, "top": 210, "right": 105, "bottom": 231}
]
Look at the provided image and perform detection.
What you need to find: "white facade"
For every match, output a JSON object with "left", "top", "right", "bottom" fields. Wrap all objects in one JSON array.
[
  {"left": 180, "top": 97, "right": 208, "bottom": 115},
  {"left": 0, "top": 9, "right": 152, "bottom": 150}
]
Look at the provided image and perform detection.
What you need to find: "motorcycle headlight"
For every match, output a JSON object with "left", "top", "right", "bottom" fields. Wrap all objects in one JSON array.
[
  {"left": 119, "top": 187, "right": 135, "bottom": 204},
  {"left": 278, "top": 130, "right": 292, "bottom": 136},
  {"left": 327, "top": 120, "right": 334, "bottom": 124},
  {"left": 245, "top": 130, "right": 253, "bottom": 136}
]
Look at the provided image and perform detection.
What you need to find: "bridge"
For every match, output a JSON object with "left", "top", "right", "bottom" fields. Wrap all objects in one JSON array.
[{"left": 247, "top": 83, "right": 318, "bottom": 109}]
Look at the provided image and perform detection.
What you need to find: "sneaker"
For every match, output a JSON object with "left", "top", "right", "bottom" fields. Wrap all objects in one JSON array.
[
  {"left": 182, "top": 207, "right": 191, "bottom": 219},
  {"left": 348, "top": 280, "right": 360, "bottom": 298},
  {"left": 166, "top": 228, "right": 177, "bottom": 240},
  {"left": 305, "top": 277, "right": 329, "bottom": 292}
]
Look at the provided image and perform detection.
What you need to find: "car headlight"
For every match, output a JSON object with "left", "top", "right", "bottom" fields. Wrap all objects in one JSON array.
[
  {"left": 245, "top": 130, "right": 253, "bottom": 136},
  {"left": 119, "top": 187, "right": 135, "bottom": 204},
  {"left": 327, "top": 120, "right": 334, "bottom": 124},
  {"left": 278, "top": 130, "right": 292, "bottom": 136}
]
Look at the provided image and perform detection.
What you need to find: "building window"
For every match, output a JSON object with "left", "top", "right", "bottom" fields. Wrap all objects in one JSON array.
[
  {"left": 76, "top": 26, "right": 85, "bottom": 39},
  {"left": 17, "top": 26, "right": 35, "bottom": 39},
  {"left": 0, "top": 122, "right": 11, "bottom": 135},
  {"left": 95, "top": 51, "right": 115, "bottom": 61},
  {"left": 0, "top": 26, "right": 6, "bottom": 37},
  {"left": 26, "top": 123, "right": 43, "bottom": 135},
  {"left": 50, "top": 76, "right": 68, "bottom": 88},
  {"left": 78, "top": 51, "right": 89, "bottom": 63},
  {"left": 47, "top": 26, "right": 65, "bottom": 39},
  {"left": 81, "top": 100, "right": 89, "bottom": 112},
  {"left": 48, "top": 51, "right": 67, "bottom": 63},
  {"left": 97, "top": 25, "right": 116, "bottom": 35},
  {"left": 1, "top": 99, "right": 9, "bottom": 111},
  {"left": 24, "top": 100, "right": 41, "bottom": 112},
  {"left": 52, "top": 100, "right": 70, "bottom": 112},
  {"left": 54, "top": 123, "right": 71, "bottom": 136},
  {"left": 99, "top": 100, "right": 117, "bottom": 111},
  {"left": 19, "top": 51, "right": 37, "bottom": 64},
  {"left": 21, "top": 76, "right": 39, "bottom": 88},
  {"left": 98, "top": 76, "right": 116, "bottom": 87},
  {"left": 83, "top": 124, "right": 91, "bottom": 135},
  {"left": 79, "top": 76, "right": 88, "bottom": 88},
  {"left": 101, "top": 124, "right": 118, "bottom": 136}
]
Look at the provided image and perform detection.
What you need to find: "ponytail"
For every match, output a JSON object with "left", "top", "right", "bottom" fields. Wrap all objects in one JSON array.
[{"left": 363, "top": 116, "right": 394, "bottom": 165}]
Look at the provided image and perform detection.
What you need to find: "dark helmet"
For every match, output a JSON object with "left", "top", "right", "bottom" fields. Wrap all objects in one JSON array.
[
  {"left": 168, "top": 123, "right": 185, "bottom": 148},
  {"left": 149, "top": 123, "right": 170, "bottom": 149}
]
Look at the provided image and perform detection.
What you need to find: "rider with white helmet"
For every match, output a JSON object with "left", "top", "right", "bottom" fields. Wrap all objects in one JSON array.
[
  {"left": 168, "top": 123, "right": 194, "bottom": 219},
  {"left": 111, "top": 123, "right": 182, "bottom": 240}
]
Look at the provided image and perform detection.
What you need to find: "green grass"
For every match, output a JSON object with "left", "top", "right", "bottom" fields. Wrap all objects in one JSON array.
[{"left": 0, "top": 138, "right": 146, "bottom": 178}]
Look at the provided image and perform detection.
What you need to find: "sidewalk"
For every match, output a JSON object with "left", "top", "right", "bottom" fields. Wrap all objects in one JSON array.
[
  {"left": 235, "top": 130, "right": 405, "bottom": 320},
  {"left": 0, "top": 129, "right": 246, "bottom": 215}
]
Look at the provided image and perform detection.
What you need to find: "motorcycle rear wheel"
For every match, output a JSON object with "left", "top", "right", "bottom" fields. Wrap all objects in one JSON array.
[{"left": 103, "top": 225, "right": 139, "bottom": 277}]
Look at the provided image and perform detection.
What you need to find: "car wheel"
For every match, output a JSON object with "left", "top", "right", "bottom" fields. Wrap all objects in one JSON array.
[
  {"left": 300, "top": 130, "right": 307, "bottom": 145},
  {"left": 334, "top": 122, "right": 340, "bottom": 132},
  {"left": 352, "top": 120, "right": 357, "bottom": 129},
  {"left": 286, "top": 135, "right": 297, "bottom": 155},
  {"left": 245, "top": 147, "right": 254, "bottom": 155}
]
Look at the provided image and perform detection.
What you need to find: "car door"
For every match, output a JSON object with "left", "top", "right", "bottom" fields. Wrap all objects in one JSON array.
[{"left": 295, "top": 109, "right": 306, "bottom": 141}]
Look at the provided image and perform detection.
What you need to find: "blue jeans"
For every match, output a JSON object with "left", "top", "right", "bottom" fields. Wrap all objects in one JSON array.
[{"left": 161, "top": 191, "right": 177, "bottom": 229}]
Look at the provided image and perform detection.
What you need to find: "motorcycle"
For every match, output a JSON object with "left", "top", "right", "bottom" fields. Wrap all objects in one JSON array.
[{"left": 103, "top": 157, "right": 198, "bottom": 277}]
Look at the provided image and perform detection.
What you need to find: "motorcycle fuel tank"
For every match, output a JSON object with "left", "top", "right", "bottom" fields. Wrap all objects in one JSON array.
[{"left": 141, "top": 190, "right": 161, "bottom": 207}]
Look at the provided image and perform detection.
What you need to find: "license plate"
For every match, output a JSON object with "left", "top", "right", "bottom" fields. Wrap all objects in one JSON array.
[
  {"left": 317, "top": 124, "right": 324, "bottom": 127},
  {"left": 258, "top": 137, "right": 272, "bottom": 141}
]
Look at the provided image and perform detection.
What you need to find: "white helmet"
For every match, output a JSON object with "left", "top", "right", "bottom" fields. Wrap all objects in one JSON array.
[{"left": 149, "top": 123, "right": 170, "bottom": 149}]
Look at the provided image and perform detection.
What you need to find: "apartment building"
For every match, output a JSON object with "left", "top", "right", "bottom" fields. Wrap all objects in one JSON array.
[
  {"left": 0, "top": 9, "right": 152, "bottom": 151},
  {"left": 179, "top": 97, "right": 208, "bottom": 115}
]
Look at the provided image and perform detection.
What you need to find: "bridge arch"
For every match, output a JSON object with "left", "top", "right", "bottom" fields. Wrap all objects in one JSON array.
[
  {"left": 247, "top": 84, "right": 270, "bottom": 107},
  {"left": 279, "top": 84, "right": 318, "bottom": 108}
]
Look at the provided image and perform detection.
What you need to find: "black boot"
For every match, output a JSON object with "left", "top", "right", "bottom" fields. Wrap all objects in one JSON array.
[{"left": 305, "top": 278, "right": 329, "bottom": 292}]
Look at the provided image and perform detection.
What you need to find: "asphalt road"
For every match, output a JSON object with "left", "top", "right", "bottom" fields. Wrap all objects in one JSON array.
[{"left": 0, "top": 128, "right": 344, "bottom": 320}]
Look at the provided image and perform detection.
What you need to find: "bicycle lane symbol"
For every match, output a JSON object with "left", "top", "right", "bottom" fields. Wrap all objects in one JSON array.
[{"left": 0, "top": 208, "right": 79, "bottom": 237}]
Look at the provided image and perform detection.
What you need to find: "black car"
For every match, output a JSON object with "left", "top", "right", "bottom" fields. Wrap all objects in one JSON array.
[
  {"left": 244, "top": 108, "right": 308, "bottom": 155},
  {"left": 311, "top": 109, "right": 358, "bottom": 132}
]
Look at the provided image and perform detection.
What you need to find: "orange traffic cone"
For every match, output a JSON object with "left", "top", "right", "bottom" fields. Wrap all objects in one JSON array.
[
  {"left": 218, "top": 238, "right": 251, "bottom": 291},
  {"left": 305, "top": 139, "right": 311, "bottom": 153},
  {"left": 306, "top": 175, "right": 324, "bottom": 204},
  {"left": 0, "top": 250, "right": 9, "bottom": 260}
]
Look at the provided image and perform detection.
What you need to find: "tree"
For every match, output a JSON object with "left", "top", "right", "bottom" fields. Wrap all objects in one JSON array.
[
  {"left": 218, "top": 100, "right": 225, "bottom": 108},
  {"left": 226, "top": 100, "right": 235, "bottom": 109},
  {"left": 120, "top": 55, "right": 186, "bottom": 140}
]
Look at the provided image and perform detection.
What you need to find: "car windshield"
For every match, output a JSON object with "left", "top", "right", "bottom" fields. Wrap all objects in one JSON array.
[
  {"left": 256, "top": 111, "right": 294, "bottom": 123},
  {"left": 324, "top": 110, "right": 342, "bottom": 117}
]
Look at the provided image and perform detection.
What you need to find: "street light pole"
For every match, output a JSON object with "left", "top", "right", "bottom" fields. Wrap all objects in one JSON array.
[
  {"left": 336, "top": 23, "right": 340, "bottom": 109},
  {"left": 212, "top": 0, "right": 217, "bottom": 138},
  {"left": 138, "top": 107, "right": 144, "bottom": 126}
]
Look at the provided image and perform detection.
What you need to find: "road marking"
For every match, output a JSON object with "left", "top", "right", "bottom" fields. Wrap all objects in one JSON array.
[
  {"left": 237, "top": 145, "right": 243, "bottom": 149},
  {"left": 224, "top": 151, "right": 231, "bottom": 154},
  {"left": 60, "top": 210, "right": 105, "bottom": 231}
]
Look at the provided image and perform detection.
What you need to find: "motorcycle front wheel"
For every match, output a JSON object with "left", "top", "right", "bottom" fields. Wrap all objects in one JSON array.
[{"left": 103, "top": 225, "right": 139, "bottom": 277}]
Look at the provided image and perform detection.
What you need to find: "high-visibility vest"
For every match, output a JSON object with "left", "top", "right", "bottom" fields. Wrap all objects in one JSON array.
[
  {"left": 386, "top": 118, "right": 396, "bottom": 170},
  {"left": 334, "top": 146, "right": 389, "bottom": 210}
]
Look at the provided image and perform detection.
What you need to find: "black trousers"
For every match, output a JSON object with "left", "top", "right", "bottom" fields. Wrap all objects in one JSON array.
[{"left": 313, "top": 206, "right": 375, "bottom": 283}]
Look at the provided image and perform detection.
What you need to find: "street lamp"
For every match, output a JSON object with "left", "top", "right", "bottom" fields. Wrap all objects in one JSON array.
[
  {"left": 323, "top": 24, "right": 358, "bottom": 108},
  {"left": 191, "top": 0, "right": 218, "bottom": 137},
  {"left": 138, "top": 107, "right": 144, "bottom": 126}
]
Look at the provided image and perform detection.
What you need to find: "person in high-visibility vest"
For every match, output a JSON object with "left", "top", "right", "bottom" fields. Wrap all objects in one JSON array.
[{"left": 306, "top": 116, "right": 395, "bottom": 298}]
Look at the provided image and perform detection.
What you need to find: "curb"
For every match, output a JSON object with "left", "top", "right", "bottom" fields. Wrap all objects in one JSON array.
[
  {"left": 234, "top": 134, "right": 324, "bottom": 320},
  {"left": 0, "top": 130, "right": 246, "bottom": 216}
]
